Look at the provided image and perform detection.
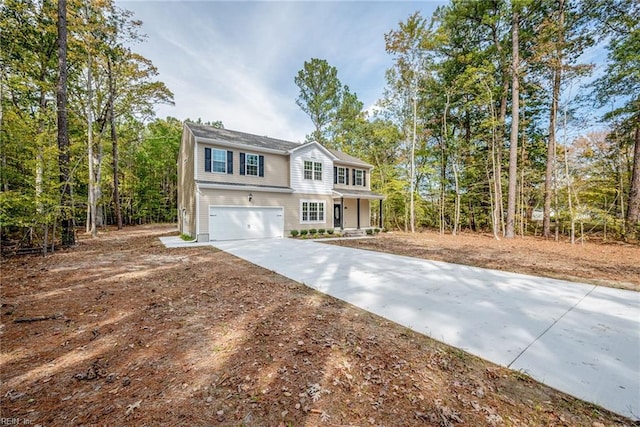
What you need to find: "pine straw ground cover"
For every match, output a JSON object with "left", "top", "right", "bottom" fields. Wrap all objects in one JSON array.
[{"left": 1, "top": 225, "right": 635, "bottom": 426}]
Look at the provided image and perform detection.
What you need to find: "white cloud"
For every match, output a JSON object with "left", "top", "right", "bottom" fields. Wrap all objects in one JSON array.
[{"left": 119, "top": 1, "right": 445, "bottom": 141}]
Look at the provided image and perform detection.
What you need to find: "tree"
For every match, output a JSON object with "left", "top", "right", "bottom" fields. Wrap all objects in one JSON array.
[
  {"left": 590, "top": 0, "right": 640, "bottom": 238},
  {"left": 329, "top": 85, "right": 365, "bottom": 152},
  {"left": 57, "top": 0, "right": 75, "bottom": 247},
  {"left": 505, "top": 5, "right": 521, "bottom": 239},
  {"left": 384, "top": 12, "right": 433, "bottom": 233},
  {"left": 294, "top": 58, "right": 341, "bottom": 145}
]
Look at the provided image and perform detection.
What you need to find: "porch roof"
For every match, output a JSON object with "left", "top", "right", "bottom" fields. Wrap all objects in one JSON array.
[{"left": 332, "top": 189, "right": 385, "bottom": 200}]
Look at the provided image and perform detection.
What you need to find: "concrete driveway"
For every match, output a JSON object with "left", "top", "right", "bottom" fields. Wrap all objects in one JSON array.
[{"left": 162, "top": 236, "right": 640, "bottom": 420}]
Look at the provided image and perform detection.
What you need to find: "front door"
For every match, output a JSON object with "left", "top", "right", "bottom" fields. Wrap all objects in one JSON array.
[{"left": 333, "top": 204, "right": 341, "bottom": 228}]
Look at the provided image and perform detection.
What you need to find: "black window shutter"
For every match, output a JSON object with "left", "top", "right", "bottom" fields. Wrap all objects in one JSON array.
[
  {"left": 240, "top": 152, "right": 245, "bottom": 175},
  {"left": 227, "top": 151, "right": 233, "bottom": 174},
  {"left": 363, "top": 170, "right": 366, "bottom": 186},
  {"left": 204, "top": 147, "right": 211, "bottom": 172},
  {"left": 352, "top": 169, "right": 356, "bottom": 186},
  {"left": 334, "top": 166, "right": 337, "bottom": 184},
  {"left": 346, "top": 168, "right": 349, "bottom": 185},
  {"left": 258, "top": 155, "right": 264, "bottom": 177}
]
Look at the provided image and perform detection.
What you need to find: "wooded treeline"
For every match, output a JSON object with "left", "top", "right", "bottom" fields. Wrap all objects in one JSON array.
[
  {"left": 1, "top": 0, "right": 178, "bottom": 250},
  {"left": 294, "top": 0, "right": 639, "bottom": 241},
  {"left": 1, "top": 0, "right": 638, "bottom": 250}
]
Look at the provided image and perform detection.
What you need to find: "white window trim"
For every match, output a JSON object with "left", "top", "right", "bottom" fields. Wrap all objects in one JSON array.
[
  {"left": 313, "top": 161, "right": 322, "bottom": 181},
  {"left": 303, "top": 159, "right": 322, "bottom": 181},
  {"left": 212, "top": 148, "right": 227, "bottom": 174},
  {"left": 354, "top": 169, "right": 364, "bottom": 186},
  {"left": 300, "top": 199, "right": 326, "bottom": 224},
  {"left": 245, "top": 152, "right": 259, "bottom": 176},
  {"left": 337, "top": 166, "right": 346, "bottom": 184}
]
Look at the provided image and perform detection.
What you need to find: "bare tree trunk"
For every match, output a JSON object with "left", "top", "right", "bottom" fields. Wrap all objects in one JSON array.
[
  {"left": 86, "top": 57, "right": 98, "bottom": 237},
  {"left": 506, "top": 8, "right": 520, "bottom": 239},
  {"left": 453, "top": 162, "right": 460, "bottom": 235},
  {"left": 411, "top": 97, "right": 417, "bottom": 234},
  {"left": 544, "top": 69, "right": 560, "bottom": 238},
  {"left": 440, "top": 144, "right": 446, "bottom": 235},
  {"left": 497, "top": 79, "right": 508, "bottom": 236},
  {"left": 619, "top": 136, "right": 626, "bottom": 236},
  {"left": 57, "top": 0, "right": 75, "bottom": 247},
  {"left": 544, "top": 0, "right": 564, "bottom": 238},
  {"left": 36, "top": 92, "right": 47, "bottom": 255},
  {"left": 626, "top": 125, "right": 640, "bottom": 238},
  {"left": 108, "top": 58, "right": 122, "bottom": 230}
]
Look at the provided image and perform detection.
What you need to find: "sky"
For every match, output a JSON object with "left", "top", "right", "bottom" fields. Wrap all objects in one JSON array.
[{"left": 118, "top": 1, "right": 447, "bottom": 142}]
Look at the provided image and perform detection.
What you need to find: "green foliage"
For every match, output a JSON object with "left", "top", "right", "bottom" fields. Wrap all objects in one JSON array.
[
  {"left": 327, "top": 229, "right": 334, "bottom": 235},
  {"left": 294, "top": 58, "right": 341, "bottom": 145},
  {"left": 366, "top": 229, "right": 373, "bottom": 235},
  {"left": 309, "top": 228, "right": 317, "bottom": 235},
  {"left": 290, "top": 230, "right": 299, "bottom": 237},
  {"left": 317, "top": 228, "right": 326, "bottom": 234},
  {"left": 0, "top": 0, "right": 175, "bottom": 243},
  {"left": 300, "top": 229, "right": 309, "bottom": 236}
]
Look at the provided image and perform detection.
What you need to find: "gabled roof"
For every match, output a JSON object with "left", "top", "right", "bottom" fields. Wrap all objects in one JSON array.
[
  {"left": 185, "top": 122, "right": 300, "bottom": 152},
  {"left": 289, "top": 141, "right": 338, "bottom": 160},
  {"left": 328, "top": 149, "right": 373, "bottom": 168}
]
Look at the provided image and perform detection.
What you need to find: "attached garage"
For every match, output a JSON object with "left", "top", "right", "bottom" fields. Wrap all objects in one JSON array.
[{"left": 208, "top": 206, "right": 284, "bottom": 241}]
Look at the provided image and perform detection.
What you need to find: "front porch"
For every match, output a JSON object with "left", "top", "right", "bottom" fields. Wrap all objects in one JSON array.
[{"left": 332, "top": 189, "right": 384, "bottom": 231}]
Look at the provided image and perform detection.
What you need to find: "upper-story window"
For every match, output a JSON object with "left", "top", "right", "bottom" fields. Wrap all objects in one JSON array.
[
  {"left": 212, "top": 149, "right": 227, "bottom": 173},
  {"left": 336, "top": 167, "right": 346, "bottom": 184},
  {"left": 304, "top": 160, "right": 322, "bottom": 180},
  {"left": 205, "top": 147, "right": 232, "bottom": 174},
  {"left": 246, "top": 153, "right": 259, "bottom": 176},
  {"left": 354, "top": 169, "right": 364, "bottom": 186},
  {"left": 240, "top": 152, "right": 264, "bottom": 177}
]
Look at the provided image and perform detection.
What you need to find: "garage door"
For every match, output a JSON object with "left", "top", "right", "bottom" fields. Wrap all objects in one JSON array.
[{"left": 209, "top": 206, "right": 284, "bottom": 241}]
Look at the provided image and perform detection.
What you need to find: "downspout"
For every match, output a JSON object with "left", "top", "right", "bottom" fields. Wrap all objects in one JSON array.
[
  {"left": 340, "top": 197, "right": 344, "bottom": 230},
  {"left": 357, "top": 198, "right": 361, "bottom": 229}
]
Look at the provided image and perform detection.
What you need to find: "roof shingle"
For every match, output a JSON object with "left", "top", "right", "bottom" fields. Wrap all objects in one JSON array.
[{"left": 186, "top": 122, "right": 300, "bottom": 152}]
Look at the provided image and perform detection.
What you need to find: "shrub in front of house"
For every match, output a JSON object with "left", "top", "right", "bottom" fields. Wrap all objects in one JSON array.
[
  {"left": 300, "top": 229, "right": 308, "bottom": 236},
  {"left": 366, "top": 229, "right": 374, "bottom": 235},
  {"left": 290, "top": 230, "right": 299, "bottom": 237},
  {"left": 327, "top": 229, "right": 334, "bottom": 235},
  {"left": 318, "top": 228, "right": 326, "bottom": 235},
  {"left": 309, "top": 228, "right": 317, "bottom": 235},
  {"left": 374, "top": 228, "right": 381, "bottom": 234}
]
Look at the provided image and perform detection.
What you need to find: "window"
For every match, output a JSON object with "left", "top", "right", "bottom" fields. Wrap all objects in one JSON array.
[
  {"left": 212, "top": 149, "right": 227, "bottom": 173},
  {"left": 240, "top": 153, "right": 264, "bottom": 177},
  {"left": 336, "top": 167, "right": 346, "bottom": 184},
  {"left": 204, "top": 147, "right": 232, "bottom": 174},
  {"left": 314, "top": 162, "right": 322, "bottom": 180},
  {"left": 246, "top": 153, "right": 259, "bottom": 176},
  {"left": 354, "top": 169, "right": 364, "bottom": 186},
  {"left": 301, "top": 201, "right": 325, "bottom": 223},
  {"left": 304, "top": 160, "right": 322, "bottom": 180}
]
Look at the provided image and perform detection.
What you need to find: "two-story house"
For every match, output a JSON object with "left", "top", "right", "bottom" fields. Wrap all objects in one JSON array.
[{"left": 178, "top": 122, "right": 384, "bottom": 241}]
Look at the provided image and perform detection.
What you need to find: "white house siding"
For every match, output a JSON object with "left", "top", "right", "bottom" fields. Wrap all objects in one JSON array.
[
  {"left": 289, "top": 144, "right": 334, "bottom": 195},
  {"left": 196, "top": 188, "right": 335, "bottom": 240},
  {"left": 195, "top": 142, "right": 290, "bottom": 188}
]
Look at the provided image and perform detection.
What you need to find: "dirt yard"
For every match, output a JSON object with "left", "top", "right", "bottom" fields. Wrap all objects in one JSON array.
[
  {"left": 1, "top": 226, "right": 636, "bottom": 426},
  {"left": 331, "top": 231, "right": 640, "bottom": 292}
]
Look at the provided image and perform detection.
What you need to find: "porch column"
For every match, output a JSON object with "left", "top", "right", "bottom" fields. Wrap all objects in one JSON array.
[
  {"left": 379, "top": 200, "right": 383, "bottom": 228},
  {"left": 357, "top": 198, "right": 361, "bottom": 229},
  {"left": 340, "top": 197, "right": 344, "bottom": 230}
]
